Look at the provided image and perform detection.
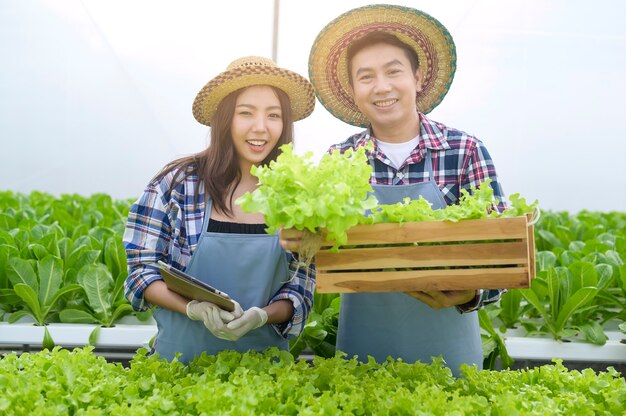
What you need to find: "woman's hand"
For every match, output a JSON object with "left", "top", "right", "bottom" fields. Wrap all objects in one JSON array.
[{"left": 279, "top": 228, "right": 305, "bottom": 252}]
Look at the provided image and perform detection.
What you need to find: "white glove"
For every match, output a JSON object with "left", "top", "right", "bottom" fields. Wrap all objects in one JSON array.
[
  {"left": 186, "top": 300, "right": 243, "bottom": 322},
  {"left": 229, "top": 300, "right": 244, "bottom": 320},
  {"left": 186, "top": 300, "right": 243, "bottom": 339},
  {"left": 186, "top": 300, "right": 231, "bottom": 322},
  {"left": 215, "top": 307, "right": 268, "bottom": 341}
]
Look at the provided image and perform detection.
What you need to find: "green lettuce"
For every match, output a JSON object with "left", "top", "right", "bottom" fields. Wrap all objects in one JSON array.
[{"left": 236, "top": 143, "right": 377, "bottom": 248}]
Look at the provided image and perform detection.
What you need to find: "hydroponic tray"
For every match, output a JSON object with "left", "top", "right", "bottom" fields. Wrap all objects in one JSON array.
[
  {"left": 504, "top": 329, "right": 626, "bottom": 363},
  {"left": 0, "top": 317, "right": 156, "bottom": 349}
]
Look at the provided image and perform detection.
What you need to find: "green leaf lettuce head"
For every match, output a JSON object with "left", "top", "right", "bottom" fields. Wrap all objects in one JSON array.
[
  {"left": 236, "top": 143, "right": 377, "bottom": 247},
  {"left": 368, "top": 178, "right": 539, "bottom": 224}
]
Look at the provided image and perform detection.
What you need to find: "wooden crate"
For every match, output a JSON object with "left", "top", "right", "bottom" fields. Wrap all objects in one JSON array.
[{"left": 315, "top": 215, "right": 536, "bottom": 293}]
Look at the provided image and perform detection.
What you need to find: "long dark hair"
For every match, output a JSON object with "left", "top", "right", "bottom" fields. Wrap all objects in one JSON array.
[{"left": 151, "top": 85, "right": 294, "bottom": 215}]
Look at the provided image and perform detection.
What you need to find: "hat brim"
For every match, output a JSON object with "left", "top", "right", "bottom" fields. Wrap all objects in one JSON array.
[
  {"left": 192, "top": 66, "right": 315, "bottom": 126},
  {"left": 308, "top": 4, "right": 456, "bottom": 127}
]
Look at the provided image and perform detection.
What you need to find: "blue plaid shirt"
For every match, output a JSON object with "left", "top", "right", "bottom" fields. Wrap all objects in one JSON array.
[
  {"left": 329, "top": 113, "right": 507, "bottom": 312},
  {"left": 123, "top": 169, "right": 315, "bottom": 338}
]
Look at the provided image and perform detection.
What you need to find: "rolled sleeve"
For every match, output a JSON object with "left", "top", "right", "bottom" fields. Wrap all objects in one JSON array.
[
  {"left": 123, "top": 185, "right": 172, "bottom": 311},
  {"left": 124, "top": 264, "right": 162, "bottom": 311},
  {"left": 268, "top": 252, "right": 316, "bottom": 338}
]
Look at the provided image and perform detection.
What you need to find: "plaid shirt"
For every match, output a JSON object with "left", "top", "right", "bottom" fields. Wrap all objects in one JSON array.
[
  {"left": 123, "top": 169, "right": 315, "bottom": 338},
  {"left": 328, "top": 113, "right": 507, "bottom": 312}
]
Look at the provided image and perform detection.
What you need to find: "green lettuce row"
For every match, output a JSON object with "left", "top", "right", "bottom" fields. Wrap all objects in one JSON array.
[
  {"left": 0, "top": 191, "right": 132, "bottom": 235},
  {"left": 0, "top": 191, "right": 141, "bottom": 343},
  {"left": 0, "top": 347, "right": 624, "bottom": 415},
  {"left": 489, "top": 211, "right": 626, "bottom": 341}
]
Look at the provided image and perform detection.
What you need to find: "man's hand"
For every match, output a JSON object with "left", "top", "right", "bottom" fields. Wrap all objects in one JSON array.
[
  {"left": 214, "top": 307, "right": 268, "bottom": 341},
  {"left": 405, "top": 290, "right": 478, "bottom": 309},
  {"left": 279, "top": 228, "right": 305, "bottom": 252}
]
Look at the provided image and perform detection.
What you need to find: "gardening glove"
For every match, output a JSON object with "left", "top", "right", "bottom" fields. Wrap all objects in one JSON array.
[
  {"left": 186, "top": 301, "right": 236, "bottom": 339},
  {"left": 187, "top": 300, "right": 243, "bottom": 322},
  {"left": 216, "top": 307, "right": 268, "bottom": 341},
  {"left": 187, "top": 301, "right": 245, "bottom": 341},
  {"left": 228, "top": 300, "right": 244, "bottom": 320},
  {"left": 202, "top": 306, "right": 230, "bottom": 339}
]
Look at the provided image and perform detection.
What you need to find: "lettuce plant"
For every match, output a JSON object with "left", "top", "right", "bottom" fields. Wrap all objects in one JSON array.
[
  {"left": 6, "top": 255, "right": 82, "bottom": 347},
  {"left": 238, "top": 143, "right": 377, "bottom": 244},
  {"left": 237, "top": 143, "right": 377, "bottom": 261}
]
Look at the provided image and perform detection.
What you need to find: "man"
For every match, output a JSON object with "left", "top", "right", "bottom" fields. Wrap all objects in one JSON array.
[{"left": 283, "top": 5, "right": 506, "bottom": 376}]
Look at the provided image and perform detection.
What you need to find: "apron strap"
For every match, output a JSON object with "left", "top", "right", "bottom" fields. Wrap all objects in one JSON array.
[{"left": 424, "top": 148, "right": 434, "bottom": 181}]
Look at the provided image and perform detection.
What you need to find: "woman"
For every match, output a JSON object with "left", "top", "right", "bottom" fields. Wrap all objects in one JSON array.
[{"left": 123, "top": 56, "right": 316, "bottom": 363}]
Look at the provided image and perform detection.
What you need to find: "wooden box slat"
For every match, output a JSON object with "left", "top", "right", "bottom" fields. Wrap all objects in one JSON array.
[
  {"left": 316, "top": 241, "right": 529, "bottom": 271},
  {"left": 321, "top": 216, "right": 529, "bottom": 246},
  {"left": 316, "top": 268, "right": 531, "bottom": 293},
  {"left": 316, "top": 215, "right": 535, "bottom": 293}
]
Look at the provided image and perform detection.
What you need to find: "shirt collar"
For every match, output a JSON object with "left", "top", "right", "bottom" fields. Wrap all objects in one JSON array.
[
  {"left": 359, "top": 113, "right": 451, "bottom": 151},
  {"left": 356, "top": 113, "right": 450, "bottom": 162},
  {"left": 355, "top": 129, "right": 384, "bottom": 163},
  {"left": 417, "top": 113, "right": 451, "bottom": 151}
]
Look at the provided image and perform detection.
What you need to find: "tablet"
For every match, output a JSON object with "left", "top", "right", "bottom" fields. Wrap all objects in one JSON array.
[{"left": 157, "top": 261, "right": 236, "bottom": 312}]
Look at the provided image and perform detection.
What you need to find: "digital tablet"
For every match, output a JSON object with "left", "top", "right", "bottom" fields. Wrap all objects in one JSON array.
[{"left": 157, "top": 261, "right": 236, "bottom": 312}]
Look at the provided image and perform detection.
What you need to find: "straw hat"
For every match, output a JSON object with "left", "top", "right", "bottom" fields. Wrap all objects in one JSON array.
[
  {"left": 308, "top": 4, "right": 456, "bottom": 127},
  {"left": 192, "top": 56, "right": 315, "bottom": 126}
]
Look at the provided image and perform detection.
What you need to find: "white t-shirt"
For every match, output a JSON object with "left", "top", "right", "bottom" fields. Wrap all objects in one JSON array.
[{"left": 376, "top": 137, "right": 420, "bottom": 169}]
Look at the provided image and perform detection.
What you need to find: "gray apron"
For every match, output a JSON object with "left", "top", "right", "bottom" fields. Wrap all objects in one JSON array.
[
  {"left": 152, "top": 197, "right": 289, "bottom": 363},
  {"left": 336, "top": 149, "right": 482, "bottom": 376}
]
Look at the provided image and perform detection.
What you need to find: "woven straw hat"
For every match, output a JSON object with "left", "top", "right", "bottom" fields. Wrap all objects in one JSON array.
[
  {"left": 192, "top": 56, "right": 315, "bottom": 126},
  {"left": 308, "top": 4, "right": 456, "bottom": 127}
]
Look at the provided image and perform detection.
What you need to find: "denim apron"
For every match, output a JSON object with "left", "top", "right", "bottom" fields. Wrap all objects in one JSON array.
[
  {"left": 336, "top": 149, "right": 482, "bottom": 376},
  {"left": 152, "top": 197, "right": 289, "bottom": 363}
]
